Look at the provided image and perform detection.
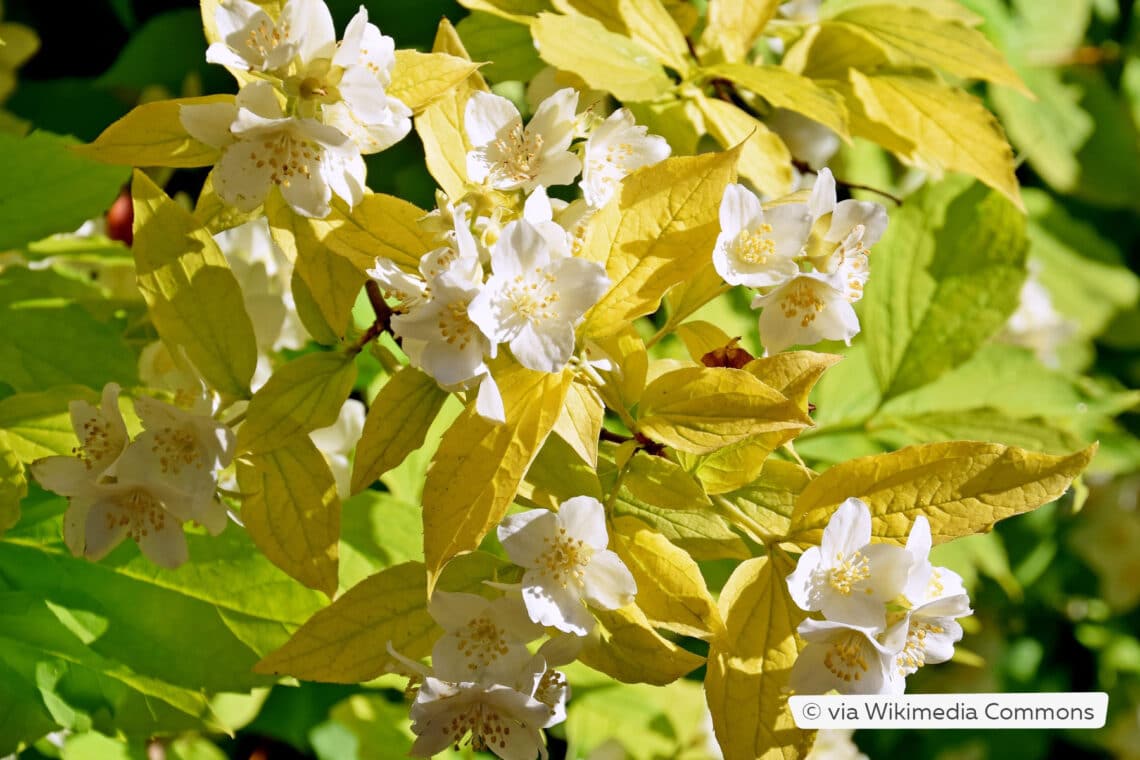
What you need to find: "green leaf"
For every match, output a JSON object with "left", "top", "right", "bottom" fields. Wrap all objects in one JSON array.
[
  {"left": 456, "top": 13, "right": 544, "bottom": 82},
  {"left": 718, "top": 459, "right": 815, "bottom": 542},
  {"left": 351, "top": 366, "right": 448, "bottom": 495},
  {"left": 579, "top": 603, "right": 704, "bottom": 685},
  {"left": 0, "top": 495, "right": 324, "bottom": 752},
  {"left": 239, "top": 435, "right": 341, "bottom": 597},
  {"left": 96, "top": 9, "right": 213, "bottom": 92},
  {"left": 131, "top": 171, "right": 259, "bottom": 398},
  {"left": 237, "top": 351, "right": 358, "bottom": 455},
  {"left": 0, "top": 386, "right": 97, "bottom": 462},
  {"left": 565, "top": 679, "right": 712, "bottom": 760},
  {"left": 0, "top": 435, "right": 25, "bottom": 535},
  {"left": 692, "top": 94, "right": 792, "bottom": 198},
  {"left": 530, "top": 13, "right": 674, "bottom": 102},
  {"left": 338, "top": 490, "right": 426, "bottom": 592},
  {"left": 862, "top": 178, "right": 1028, "bottom": 399},
  {"left": 0, "top": 131, "right": 129, "bottom": 250}
]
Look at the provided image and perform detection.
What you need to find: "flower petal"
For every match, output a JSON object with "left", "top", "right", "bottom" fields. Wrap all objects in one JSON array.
[
  {"left": 498, "top": 509, "right": 557, "bottom": 567},
  {"left": 581, "top": 549, "right": 637, "bottom": 610},
  {"left": 557, "top": 496, "right": 608, "bottom": 548}
]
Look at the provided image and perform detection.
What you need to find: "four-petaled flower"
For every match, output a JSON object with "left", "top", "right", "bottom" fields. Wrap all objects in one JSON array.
[
  {"left": 466, "top": 88, "right": 580, "bottom": 192},
  {"left": 497, "top": 496, "right": 636, "bottom": 636}
]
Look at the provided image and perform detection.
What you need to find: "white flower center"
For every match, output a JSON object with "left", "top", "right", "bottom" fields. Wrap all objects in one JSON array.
[
  {"left": 150, "top": 427, "right": 202, "bottom": 476},
  {"left": 826, "top": 549, "right": 872, "bottom": 596},
  {"left": 535, "top": 669, "right": 566, "bottom": 710},
  {"left": 105, "top": 487, "right": 169, "bottom": 542},
  {"left": 541, "top": 527, "right": 593, "bottom": 588},
  {"left": 443, "top": 701, "right": 515, "bottom": 754},
  {"left": 493, "top": 123, "right": 544, "bottom": 184},
  {"left": 823, "top": 630, "right": 872, "bottom": 683},
  {"left": 779, "top": 279, "right": 826, "bottom": 327},
  {"left": 505, "top": 271, "right": 559, "bottom": 324},
  {"left": 454, "top": 615, "right": 510, "bottom": 674},
  {"left": 250, "top": 134, "right": 322, "bottom": 189},
  {"left": 437, "top": 300, "right": 477, "bottom": 349},
  {"left": 733, "top": 223, "right": 776, "bottom": 265}
]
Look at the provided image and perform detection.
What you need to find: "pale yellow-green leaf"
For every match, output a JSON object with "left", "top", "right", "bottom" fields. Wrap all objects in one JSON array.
[
  {"left": 459, "top": 0, "right": 551, "bottom": 23},
  {"left": 743, "top": 351, "right": 842, "bottom": 413},
  {"left": 290, "top": 268, "right": 342, "bottom": 346},
  {"left": 0, "top": 386, "right": 97, "bottom": 461},
  {"left": 416, "top": 19, "right": 488, "bottom": 199},
  {"left": 781, "top": 22, "right": 890, "bottom": 82},
  {"left": 0, "top": 433, "right": 26, "bottom": 535},
  {"left": 530, "top": 13, "right": 673, "bottom": 102},
  {"left": 823, "top": 0, "right": 984, "bottom": 26},
  {"left": 663, "top": 264, "right": 733, "bottom": 334},
  {"left": 680, "top": 429, "right": 798, "bottom": 495},
  {"left": 638, "top": 366, "right": 810, "bottom": 454},
  {"left": 719, "top": 459, "right": 815, "bottom": 542},
  {"left": 580, "top": 603, "right": 705, "bottom": 685},
  {"left": 848, "top": 70, "right": 1021, "bottom": 209},
  {"left": 588, "top": 326, "right": 648, "bottom": 410},
  {"left": 551, "top": 0, "right": 623, "bottom": 29},
  {"left": 552, "top": 380, "right": 604, "bottom": 467},
  {"left": 699, "top": 0, "right": 781, "bottom": 64},
  {"left": 389, "top": 50, "right": 483, "bottom": 114},
  {"left": 422, "top": 365, "right": 571, "bottom": 586},
  {"left": 693, "top": 93, "right": 793, "bottom": 197},
  {"left": 789, "top": 441, "right": 1097, "bottom": 545},
  {"left": 675, "top": 321, "right": 736, "bottom": 362},
  {"left": 74, "top": 96, "right": 232, "bottom": 168},
  {"left": 131, "top": 170, "right": 258, "bottom": 398},
  {"left": 611, "top": 516, "right": 725, "bottom": 640},
  {"left": 193, "top": 172, "right": 263, "bottom": 235},
  {"left": 623, "top": 449, "right": 712, "bottom": 511},
  {"left": 581, "top": 149, "right": 740, "bottom": 339},
  {"left": 702, "top": 63, "right": 849, "bottom": 137},
  {"left": 627, "top": 99, "right": 703, "bottom": 156},
  {"left": 352, "top": 366, "right": 449, "bottom": 495},
  {"left": 615, "top": 0, "right": 691, "bottom": 74},
  {"left": 265, "top": 193, "right": 367, "bottom": 336},
  {"left": 706, "top": 550, "right": 814, "bottom": 760},
  {"left": 237, "top": 351, "right": 358, "bottom": 455},
  {"left": 829, "top": 5, "right": 1028, "bottom": 93},
  {"left": 521, "top": 433, "right": 604, "bottom": 510},
  {"left": 253, "top": 554, "right": 508, "bottom": 682},
  {"left": 238, "top": 435, "right": 340, "bottom": 596}
]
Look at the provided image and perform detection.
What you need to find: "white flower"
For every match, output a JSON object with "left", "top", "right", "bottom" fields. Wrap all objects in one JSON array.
[
  {"left": 180, "top": 81, "right": 366, "bottom": 217},
  {"left": 713, "top": 183, "right": 811, "bottom": 288},
  {"left": 468, "top": 220, "right": 609, "bottom": 374},
  {"left": 886, "top": 593, "right": 970, "bottom": 686},
  {"left": 366, "top": 257, "right": 428, "bottom": 312},
  {"left": 805, "top": 729, "right": 868, "bottom": 760},
  {"left": 998, "top": 262, "right": 1076, "bottom": 368},
  {"left": 790, "top": 618, "right": 905, "bottom": 696},
  {"left": 497, "top": 496, "right": 637, "bottom": 636},
  {"left": 466, "top": 88, "right": 581, "bottom": 192},
  {"left": 309, "top": 398, "right": 365, "bottom": 498},
  {"left": 391, "top": 272, "right": 492, "bottom": 388},
  {"left": 131, "top": 395, "right": 235, "bottom": 509},
  {"left": 751, "top": 250, "right": 868, "bottom": 354},
  {"left": 214, "top": 218, "right": 308, "bottom": 354},
  {"left": 205, "top": 0, "right": 315, "bottom": 73},
  {"left": 427, "top": 591, "right": 541, "bottom": 684},
  {"left": 805, "top": 169, "right": 888, "bottom": 273},
  {"left": 581, "top": 108, "right": 670, "bottom": 208},
  {"left": 901, "top": 516, "right": 967, "bottom": 606},
  {"left": 408, "top": 674, "right": 553, "bottom": 760},
  {"left": 785, "top": 498, "right": 910, "bottom": 629},
  {"left": 67, "top": 382, "right": 130, "bottom": 478}
]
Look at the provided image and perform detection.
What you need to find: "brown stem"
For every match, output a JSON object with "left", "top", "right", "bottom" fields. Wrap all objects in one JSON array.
[
  {"left": 794, "top": 160, "right": 903, "bottom": 205},
  {"left": 352, "top": 280, "right": 397, "bottom": 352},
  {"left": 600, "top": 429, "right": 632, "bottom": 445}
]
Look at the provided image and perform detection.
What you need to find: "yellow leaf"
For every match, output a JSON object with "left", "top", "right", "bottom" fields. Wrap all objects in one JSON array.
[
  {"left": 530, "top": 13, "right": 674, "bottom": 102},
  {"left": 581, "top": 149, "right": 740, "bottom": 339},
  {"left": 416, "top": 19, "right": 488, "bottom": 199},
  {"left": 719, "top": 459, "right": 815, "bottom": 542},
  {"left": 702, "top": 63, "right": 849, "bottom": 138},
  {"left": 253, "top": 554, "right": 508, "bottom": 682},
  {"left": 675, "top": 321, "right": 736, "bottom": 362},
  {"left": 699, "top": 0, "right": 780, "bottom": 64},
  {"left": 829, "top": 4, "right": 1028, "bottom": 94},
  {"left": 290, "top": 269, "right": 342, "bottom": 346},
  {"left": 693, "top": 93, "right": 793, "bottom": 197},
  {"left": 588, "top": 326, "right": 648, "bottom": 410},
  {"left": 74, "top": 96, "right": 232, "bottom": 168},
  {"left": 848, "top": 70, "right": 1021, "bottom": 209},
  {"left": 459, "top": 0, "right": 550, "bottom": 23},
  {"left": 611, "top": 516, "right": 725, "bottom": 639},
  {"left": 193, "top": 172, "right": 263, "bottom": 235},
  {"left": 615, "top": 0, "right": 691, "bottom": 74},
  {"left": 706, "top": 550, "right": 814, "bottom": 760},
  {"left": 238, "top": 435, "right": 340, "bottom": 596},
  {"left": 551, "top": 380, "right": 604, "bottom": 467},
  {"left": 237, "top": 351, "right": 358, "bottom": 455},
  {"left": 679, "top": 429, "right": 798, "bottom": 495},
  {"left": 623, "top": 449, "right": 712, "bottom": 511},
  {"left": 638, "top": 366, "right": 810, "bottom": 454},
  {"left": 265, "top": 193, "right": 366, "bottom": 336},
  {"left": 781, "top": 23, "right": 890, "bottom": 82},
  {"left": 743, "top": 351, "right": 842, "bottom": 413},
  {"left": 662, "top": 263, "right": 732, "bottom": 333},
  {"left": 389, "top": 50, "right": 483, "bottom": 114},
  {"left": 580, "top": 603, "right": 705, "bottom": 685},
  {"left": 130, "top": 170, "right": 258, "bottom": 398},
  {"left": 351, "top": 366, "right": 449, "bottom": 495},
  {"left": 422, "top": 365, "right": 572, "bottom": 587},
  {"left": 789, "top": 442, "right": 1097, "bottom": 545},
  {"left": 0, "top": 434, "right": 27, "bottom": 536}
]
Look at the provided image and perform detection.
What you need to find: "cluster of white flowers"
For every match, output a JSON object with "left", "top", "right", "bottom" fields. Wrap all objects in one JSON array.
[
  {"left": 181, "top": 0, "right": 411, "bottom": 217},
  {"left": 785, "top": 498, "right": 972, "bottom": 695},
  {"left": 713, "top": 170, "right": 887, "bottom": 354},
  {"left": 367, "top": 89, "right": 670, "bottom": 421},
  {"left": 390, "top": 496, "right": 636, "bottom": 760},
  {"left": 30, "top": 383, "right": 233, "bottom": 568}
]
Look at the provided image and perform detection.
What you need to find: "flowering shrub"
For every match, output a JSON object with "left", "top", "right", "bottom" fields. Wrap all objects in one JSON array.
[{"left": 1, "top": 1, "right": 1138, "bottom": 759}]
